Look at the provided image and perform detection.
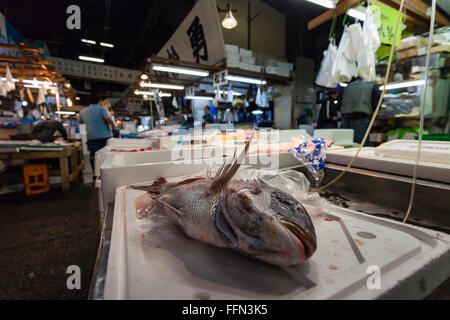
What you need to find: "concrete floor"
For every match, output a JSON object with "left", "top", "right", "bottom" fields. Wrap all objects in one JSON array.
[{"left": 0, "top": 183, "right": 100, "bottom": 299}]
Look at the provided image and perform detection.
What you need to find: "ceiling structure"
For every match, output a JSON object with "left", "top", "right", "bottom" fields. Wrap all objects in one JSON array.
[{"left": 1, "top": 0, "right": 448, "bottom": 101}]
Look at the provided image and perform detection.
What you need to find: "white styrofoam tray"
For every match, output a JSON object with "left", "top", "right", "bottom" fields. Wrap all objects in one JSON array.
[
  {"left": 326, "top": 147, "right": 450, "bottom": 184},
  {"left": 103, "top": 179, "right": 450, "bottom": 300},
  {"left": 375, "top": 140, "right": 450, "bottom": 165}
]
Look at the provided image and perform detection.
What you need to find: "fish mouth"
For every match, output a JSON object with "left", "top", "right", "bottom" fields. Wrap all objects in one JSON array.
[{"left": 279, "top": 219, "right": 317, "bottom": 260}]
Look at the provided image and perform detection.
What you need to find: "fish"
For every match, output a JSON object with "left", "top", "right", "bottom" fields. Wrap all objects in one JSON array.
[{"left": 131, "top": 135, "right": 317, "bottom": 266}]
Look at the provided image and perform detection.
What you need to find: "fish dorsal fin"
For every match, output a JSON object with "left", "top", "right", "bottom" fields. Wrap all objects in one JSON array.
[{"left": 209, "top": 131, "right": 255, "bottom": 193}]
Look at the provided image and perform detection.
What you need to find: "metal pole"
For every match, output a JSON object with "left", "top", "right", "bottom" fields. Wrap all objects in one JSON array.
[{"left": 248, "top": 0, "right": 251, "bottom": 50}]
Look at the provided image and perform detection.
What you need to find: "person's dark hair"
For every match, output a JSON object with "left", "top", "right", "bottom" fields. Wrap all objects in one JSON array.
[
  {"left": 205, "top": 106, "right": 210, "bottom": 111},
  {"left": 87, "top": 93, "right": 102, "bottom": 105}
]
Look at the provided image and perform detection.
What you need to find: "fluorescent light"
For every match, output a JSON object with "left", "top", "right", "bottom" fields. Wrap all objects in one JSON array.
[
  {"left": 348, "top": 8, "right": 366, "bottom": 21},
  {"left": 140, "top": 82, "right": 185, "bottom": 90},
  {"left": 227, "top": 75, "right": 267, "bottom": 85},
  {"left": 305, "top": 1, "right": 366, "bottom": 21},
  {"left": 24, "top": 84, "right": 54, "bottom": 89},
  {"left": 100, "top": 42, "right": 114, "bottom": 48},
  {"left": 252, "top": 109, "right": 264, "bottom": 115},
  {"left": 78, "top": 56, "right": 104, "bottom": 63},
  {"left": 134, "top": 90, "right": 172, "bottom": 97},
  {"left": 379, "top": 80, "right": 425, "bottom": 91},
  {"left": 55, "top": 111, "right": 76, "bottom": 115},
  {"left": 339, "top": 82, "right": 348, "bottom": 87},
  {"left": 305, "top": 0, "right": 335, "bottom": 9},
  {"left": 218, "top": 90, "right": 242, "bottom": 96},
  {"left": 81, "top": 39, "right": 96, "bottom": 45},
  {"left": 185, "top": 96, "right": 214, "bottom": 100},
  {"left": 152, "top": 64, "right": 210, "bottom": 77},
  {"left": 75, "top": 97, "right": 80, "bottom": 100}
]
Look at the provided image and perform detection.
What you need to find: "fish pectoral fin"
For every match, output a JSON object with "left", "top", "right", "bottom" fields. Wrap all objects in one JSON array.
[{"left": 153, "top": 198, "right": 184, "bottom": 217}]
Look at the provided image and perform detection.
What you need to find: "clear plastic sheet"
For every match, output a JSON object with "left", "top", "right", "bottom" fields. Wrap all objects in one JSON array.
[{"left": 235, "top": 168, "right": 329, "bottom": 217}]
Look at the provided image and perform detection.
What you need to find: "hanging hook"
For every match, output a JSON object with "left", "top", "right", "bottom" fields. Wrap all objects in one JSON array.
[
  {"left": 329, "top": 9, "right": 338, "bottom": 40},
  {"left": 342, "top": 4, "right": 349, "bottom": 26}
]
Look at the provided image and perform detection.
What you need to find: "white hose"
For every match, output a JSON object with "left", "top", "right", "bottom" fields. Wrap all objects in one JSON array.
[{"left": 402, "top": 0, "right": 436, "bottom": 223}]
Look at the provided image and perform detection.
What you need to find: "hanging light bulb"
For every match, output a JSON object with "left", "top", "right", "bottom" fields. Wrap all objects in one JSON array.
[
  {"left": 140, "top": 74, "right": 148, "bottom": 80},
  {"left": 222, "top": 2, "right": 238, "bottom": 30},
  {"left": 66, "top": 98, "right": 73, "bottom": 107}
]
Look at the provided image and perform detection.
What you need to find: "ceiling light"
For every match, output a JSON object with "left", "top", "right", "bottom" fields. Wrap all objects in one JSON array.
[
  {"left": 66, "top": 98, "right": 73, "bottom": 107},
  {"left": 305, "top": 1, "right": 366, "bottom": 21},
  {"left": 252, "top": 109, "right": 264, "bottom": 115},
  {"left": 140, "top": 83, "right": 185, "bottom": 90},
  {"left": 339, "top": 82, "right": 348, "bottom": 87},
  {"left": 22, "top": 101, "right": 28, "bottom": 107},
  {"left": 134, "top": 90, "right": 172, "bottom": 97},
  {"left": 305, "top": 0, "right": 335, "bottom": 9},
  {"left": 50, "top": 88, "right": 57, "bottom": 94},
  {"left": 78, "top": 56, "right": 104, "bottom": 63},
  {"left": 143, "top": 94, "right": 149, "bottom": 99},
  {"left": 140, "top": 74, "right": 149, "bottom": 80},
  {"left": 55, "top": 111, "right": 76, "bottom": 115},
  {"left": 75, "top": 97, "right": 80, "bottom": 100},
  {"left": 100, "top": 42, "right": 114, "bottom": 48},
  {"left": 379, "top": 80, "right": 425, "bottom": 91},
  {"left": 347, "top": 8, "right": 366, "bottom": 21},
  {"left": 152, "top": 64, "right": 210, "bottom": 77},
  {"left": 218, "top": 90, "right": 242, "bottom": 96},
  {"left": 81, "top": 39, "right": 96, "bottom": 45},
  {"left": 227, "top": 75, "right": 267, "bottom": 85},
  {"left": 185, "top": 96, "right": 214, "bottom": 100},
  {"left": 222, "top": 3, "right": 238, "bottom": 29}
]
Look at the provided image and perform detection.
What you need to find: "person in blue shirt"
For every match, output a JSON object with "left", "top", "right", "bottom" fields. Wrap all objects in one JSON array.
[
  {"left": 79, "top": 94, "right": 118, "bottom": 176},
  {"left": 202, "top": 106, "right": 214, "bottom": 125}
]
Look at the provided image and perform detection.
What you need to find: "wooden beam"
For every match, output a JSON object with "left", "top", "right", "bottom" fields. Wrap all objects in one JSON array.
[
  {"left": 407, "top": 0, "right": 450, "bottom": 26},
  {"left": 308, "top": 0, "right": 364, "bottom": 30},
  {"left": 379, "top": 0, "right": 430, "bottom": 30},
  {"left": 0, "top": 54, "right": 50, "bottom": 65}
]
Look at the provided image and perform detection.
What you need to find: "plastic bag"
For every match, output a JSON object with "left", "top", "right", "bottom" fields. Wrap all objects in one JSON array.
[
  {"left": 290, "top": 138, "right": 327, "bottom": 188},
  {"left": 315, "top": 40, "right": 338, "bottom": 88},
  {"left": 357, "top": 5, "right": 381, "bottom": 81},
  {"left": 332, "top": 27, "right": 357, "bottom": 83}
]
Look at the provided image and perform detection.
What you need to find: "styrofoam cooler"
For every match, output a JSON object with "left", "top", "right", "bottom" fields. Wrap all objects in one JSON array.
[
  {"left": 326, "top": 147, "right": 450, "bottom": 184},
  {"left": 314, "top": 129, "right": 355, "bottom": 146},
  {"left": 374, "top": 140, "right": 450, "bottom": 165},
  {"left": 102, "top": 174, "right": 450, "bottom": 299}
]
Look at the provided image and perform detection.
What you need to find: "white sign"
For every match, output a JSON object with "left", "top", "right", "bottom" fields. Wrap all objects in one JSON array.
[
  {"left": 157, "top": 0, "right": 225, "bottom": 66},
  {"left": 213, "top": 69, "right": 228, "bottom": 86}
]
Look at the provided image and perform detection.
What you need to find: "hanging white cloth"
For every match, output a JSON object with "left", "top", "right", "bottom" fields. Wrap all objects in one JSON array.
[
  {"left": 19, "top": 87, "right": 25, "bottom": 100},
  {"left": 0, "top": 81, "right": 7, "bottom": 96},
  {"left": 226, "top": 83, "right": 233, "bottom": 103},
  {"left": 5, "top": 65, "right": 15, "bottom": 92},
  {"left": 172, "top": 96, "right": 179, "bottom": 109},
  {"left": 36, "top": 84, "right": 46, "bottom": 105},
  {"left": 255, "top": 87, "right": 263, "bottom": 107}
]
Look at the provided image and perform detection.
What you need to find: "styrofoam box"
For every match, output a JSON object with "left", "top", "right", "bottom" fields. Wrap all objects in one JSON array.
[
  {"left": 375, "top": 140, "right": 450, "bottom": 165},
  {"left": 326, "top": 147, "right": 450, "bottom": 184},
  {"left": 103, "top": 175, "right": 450, "bottom": 299},
  {"left": 314, "top": 129, "right": 355, "bottom": 146},
  {"left": 265, "top": 66, "right": 279, "bottom": 75},
  {"left": 239, "top": 48, "right": 254, "bottom": 57}
]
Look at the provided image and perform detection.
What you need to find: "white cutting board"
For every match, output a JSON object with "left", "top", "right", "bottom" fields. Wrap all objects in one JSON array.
[{"left": 103, "top": 179, "right": 450, "bottom": 300}]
